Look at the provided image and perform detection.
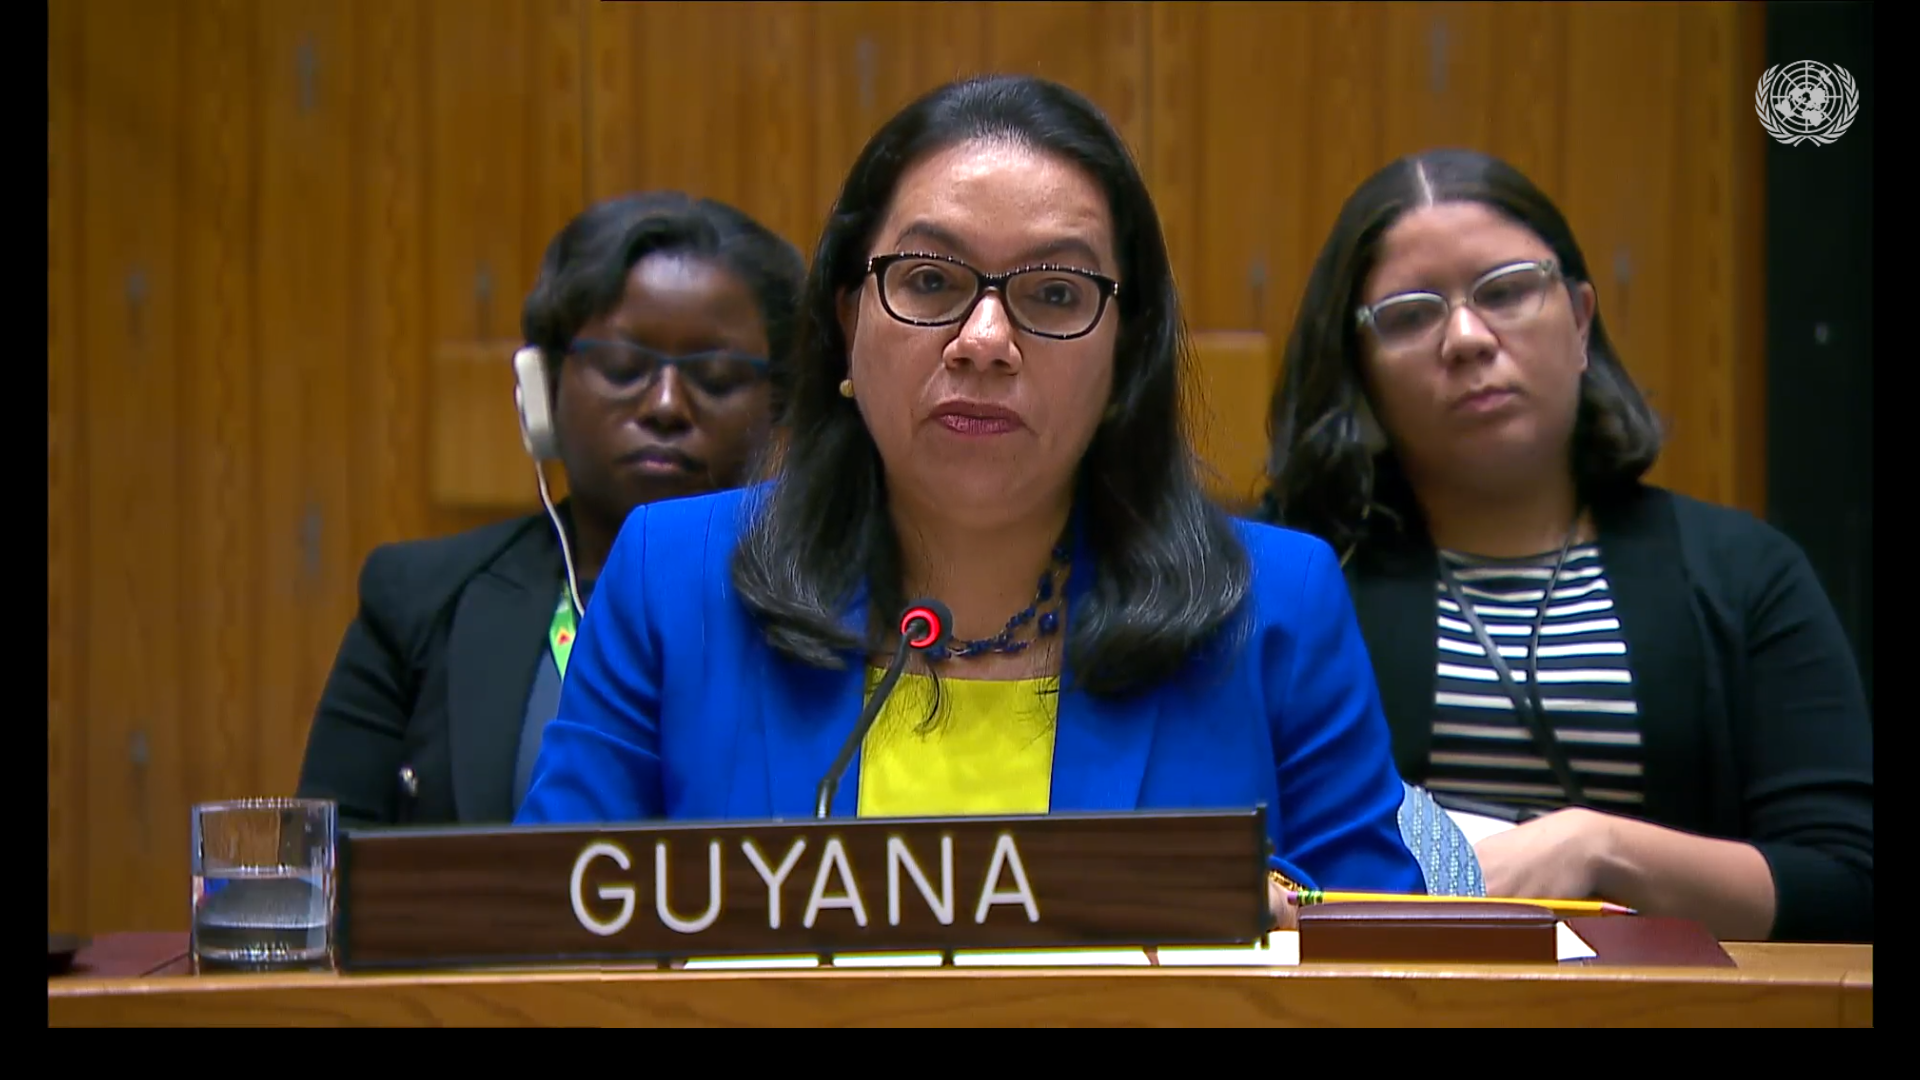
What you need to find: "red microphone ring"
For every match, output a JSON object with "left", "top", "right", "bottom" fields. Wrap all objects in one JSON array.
[{"left": 901, "top": 607, "right": 941, "bottom": 648}]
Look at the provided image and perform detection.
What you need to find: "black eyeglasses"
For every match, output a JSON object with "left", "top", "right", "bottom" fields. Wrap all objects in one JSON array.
[
  {"left": 865, "top": 252, "right": 1121, "bottom": 341},
  {"left": 566, "top": 339, "right": 770, "bottom": 398}
]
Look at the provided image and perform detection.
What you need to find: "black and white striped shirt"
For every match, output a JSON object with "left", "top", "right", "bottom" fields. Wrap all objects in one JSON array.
[{"left": 1424, "top": 544, "right": 1645, "bottom": 814}]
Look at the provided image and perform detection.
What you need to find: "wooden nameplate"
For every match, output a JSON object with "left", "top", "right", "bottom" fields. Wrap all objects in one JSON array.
[
  {"left": 337, "top": 808, "right": 1271, "bottom": 970},
  {"left": 1298, "top": 902, "right": 1561, "bottom": 964}
]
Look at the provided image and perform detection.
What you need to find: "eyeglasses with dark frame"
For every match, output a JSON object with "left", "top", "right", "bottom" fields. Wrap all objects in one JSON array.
[
  {"left": 1354, "top": 259, "right": 1562, "bottom": 351},
  {"left": 565, "top": 338, "right": 771, "bottom": 398},
  {"left": 864, "top": 251, "right": 1121, "bottom": 341}
]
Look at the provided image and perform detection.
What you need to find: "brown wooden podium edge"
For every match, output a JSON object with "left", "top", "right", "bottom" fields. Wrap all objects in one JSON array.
[
  {"left": 48, "top": 949, "right": 1868, "bottom": 998},
  {"left": 48, "top": 941, "right": 1870, "bottom": 1027},
  {"left": 48, "top": 967, "right": 1862, "bottom": 1028},
  {"left": 1840, "top": 970, "right": 1872, "bottom": 1027}
]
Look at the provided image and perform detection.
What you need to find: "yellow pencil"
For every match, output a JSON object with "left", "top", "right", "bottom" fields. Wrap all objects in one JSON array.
[{"left": 1284, "top": 890, "right": 1636, "bottom": 916}]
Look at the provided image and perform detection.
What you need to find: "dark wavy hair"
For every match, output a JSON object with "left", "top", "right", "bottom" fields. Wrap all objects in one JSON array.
[
  {"left": 729, "top": 74, "right": 1251, "bottom": 697},
  {"left": 1255, "top": 148, "right": 1663, "bottom": 561},
  {"left": 520, "top": 190, "right": 808, "bottom": 419}
]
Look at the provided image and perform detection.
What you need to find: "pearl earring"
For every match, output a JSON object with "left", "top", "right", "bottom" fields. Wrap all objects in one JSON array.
[{"left": 839, "top": 378, "right": 855, "bottom": 399}]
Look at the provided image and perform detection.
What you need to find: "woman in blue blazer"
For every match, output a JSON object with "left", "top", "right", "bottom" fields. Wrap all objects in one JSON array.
[{"left": 517, "top": 74, "right": 1427, "bottom": 925}]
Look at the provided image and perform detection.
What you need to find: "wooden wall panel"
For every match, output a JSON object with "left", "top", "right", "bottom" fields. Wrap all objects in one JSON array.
[
  {"left": 351, "top": 0, "right": 431, "bottom": 550},
  {"left": 427, "top": 0, "right": 586, "bottom": 345},
  {"left": 584, "top": 2, "right": 1149, "bottom": 260},
  {"left": 1147, "top": 1, "right": 1312, "bottom": 507},
  {"left": 1561, "top": 3, "right": 1685, "bottom": 493},
  {"left": 1484, "top": 2, "right": 1569, "bottom": 197},
  {"left": 74, "top": 0, "right": 188, "bottom": 933},
  {"left": 425, "top": 0, "right": 587, "bottom": 510},
  {"left": 1379, "top": 2, "right": 1499, "bottom": 160},
  {"left": 177, "top": 0, "right": 261, "bottom": 870},
  {"left": 47, "top": 0, "right": 1767, "bottom": 935},
  {"left": 1677, "top": 1, "right": 1770, "bottom": 515},
  {"left": 46, "top": 0, "right": 589, "bottom": 933},
  {"left": 255, "top": 0, "right": 357, "bottom": 867},
  {"left": 47, "top": 0, "right": 85, "bottom": 935},
  {"left": 587, "top": 2, "right": 822, "bottom": 258},
  {"left": 431, "top": 340, "right": 547, "bottom": 509},
  {"left": 982, "top": 1, "right": 1150, "bottom": 156},
  {"left": 1148, "top": 0, "right": 1766, "bottom": 508}
]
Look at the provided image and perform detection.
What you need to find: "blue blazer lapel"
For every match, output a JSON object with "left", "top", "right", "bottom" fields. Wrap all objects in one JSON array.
[
  {"left": 1048, "top": 510, "right": 1161, "bottom": 813},
  {"left": 761, "top": 592, "right": 871, "bottom": 820},
  {"left": 1050, "top": 681, "right": 1158, "bottom": 812}
]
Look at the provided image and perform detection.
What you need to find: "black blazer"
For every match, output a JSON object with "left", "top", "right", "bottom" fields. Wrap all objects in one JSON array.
[
  {"left": 1344, "top": 484, "right": 1873, "bottom": 943},
  {"left": 296, "top": 509, "right": 567, "bottom": 827}
]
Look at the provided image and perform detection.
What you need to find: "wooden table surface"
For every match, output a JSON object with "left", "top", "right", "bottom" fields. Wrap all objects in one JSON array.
[{"left": 48, "top": 937, "right": 1871, "bottom": 1027}]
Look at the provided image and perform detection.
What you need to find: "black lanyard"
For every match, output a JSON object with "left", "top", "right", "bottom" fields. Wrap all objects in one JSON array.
[{"left": 1435, "top": 525, "right": 1588, "bottom": 809}]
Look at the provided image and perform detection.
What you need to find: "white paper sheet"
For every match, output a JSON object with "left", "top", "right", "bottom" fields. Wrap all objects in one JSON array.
[
  {"left": 1555, "top": 922, "right": 1598, "bottom": 960},
  {"left": 1155, "top": 933, "right": 1301, "bottom": 966},
  {"left": 830, "top": 952, "right": 946, "bottom": 968},
  {"left": 950, "top": 947, "right": 1153, "bottom": 967},
  {"left": 680, "top": 954, "right": 822, "bottom": 970},
  {"left": 1444, "top": 808, "right": 1520, "bottom": 845},
  {"left": 678, "top": 922, "right": 1596, "bottom": 970},
  {"left": 1161, "top": 925, "right": 1596, "bottom": 965},
  {"left": 683, "top": 949, "right": 1154, "bottom": 970}
]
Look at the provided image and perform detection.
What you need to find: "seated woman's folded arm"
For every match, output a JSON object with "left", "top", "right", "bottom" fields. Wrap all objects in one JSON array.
[{"left": 1593, "top": 526, "right": 1873, "bottom": 942}]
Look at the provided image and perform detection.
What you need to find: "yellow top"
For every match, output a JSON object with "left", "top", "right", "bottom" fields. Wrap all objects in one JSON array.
[{"left": 855, "top": 667, "right": 1059, "bottom": 818}]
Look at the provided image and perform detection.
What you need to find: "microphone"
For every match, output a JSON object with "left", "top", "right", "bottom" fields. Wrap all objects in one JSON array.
[{"left": 814, "top": 598, "right": 953, "bottom": 819}]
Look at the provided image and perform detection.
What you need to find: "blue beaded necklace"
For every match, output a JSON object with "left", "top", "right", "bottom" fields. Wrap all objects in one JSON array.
[{"left": 926, "top": 543, "right": 1070, "bottom": 662}]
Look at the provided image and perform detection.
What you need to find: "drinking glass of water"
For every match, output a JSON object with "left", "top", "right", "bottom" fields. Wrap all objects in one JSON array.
[{"left": 191, "top": 798, "right": 336, "bottom": 972}]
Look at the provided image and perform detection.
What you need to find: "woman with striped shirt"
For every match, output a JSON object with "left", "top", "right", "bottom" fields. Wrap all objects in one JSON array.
[{"left": 1254, "top": 149, "right": 1872, "bottom": 945}]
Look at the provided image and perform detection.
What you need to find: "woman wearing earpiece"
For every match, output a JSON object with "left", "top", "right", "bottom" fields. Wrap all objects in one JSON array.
[
  {"left": 1254, "top": 148, "right": 1872, "bottom": 943},
  {"left": 296, "top": 191, "right": 807, "bottom": 827}
]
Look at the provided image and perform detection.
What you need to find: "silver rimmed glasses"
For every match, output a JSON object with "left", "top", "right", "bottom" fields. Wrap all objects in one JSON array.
[{"left": 1355, "top": 259, "right": 1562, "bottom": 352}]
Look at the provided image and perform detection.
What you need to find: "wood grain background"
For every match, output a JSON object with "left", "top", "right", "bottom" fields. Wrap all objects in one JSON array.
[{"left": 47, "top": 0, "right": 1767, "bottom": 935}]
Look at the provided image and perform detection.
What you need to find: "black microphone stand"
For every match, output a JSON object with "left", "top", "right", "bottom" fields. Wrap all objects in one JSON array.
[
  {"left": 810, "top": 600, "right": 949, "bottom": 970},
  {"left": 816, "top": 624, "right": 922, "bottom": 819}
]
